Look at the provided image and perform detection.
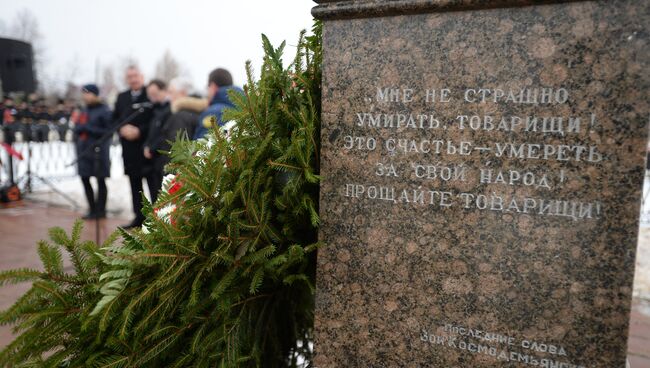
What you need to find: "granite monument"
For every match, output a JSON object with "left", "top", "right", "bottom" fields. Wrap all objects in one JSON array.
[{"left": 313, "top": 1, "right": 650, "bottom": 367}]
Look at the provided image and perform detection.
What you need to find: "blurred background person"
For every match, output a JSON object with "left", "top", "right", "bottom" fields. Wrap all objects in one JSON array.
[
  {"left": 143, "top": 78, "right": 171, "bottom": 196},
  {"left": 74, "top": 84, "right": 112, "bottom": 219},
  {"left": 113, "top": 65, "right": 155, "bottom": 229},
  {"left": 146, "top": 77, "right": 203, "bottom": 179},
  {"left": 193, "top": 68, "right": 242, "bottom": 140},
  {"left": 1, "top": 96, "right": 16, "bottom": 126}
]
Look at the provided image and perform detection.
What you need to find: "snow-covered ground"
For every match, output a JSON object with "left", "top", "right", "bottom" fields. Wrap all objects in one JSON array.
[
  {"left": 635, "top": 228, "right": 650, "bottom": 299},
  {"left": 1, "top": 141, "right": 140, "bottom": 219},
  {"left": 2, "top": 141, "right": 649, "bottom": 298},
  {"left": 635, "top": 174, "right": 650, "bottom": 299}
]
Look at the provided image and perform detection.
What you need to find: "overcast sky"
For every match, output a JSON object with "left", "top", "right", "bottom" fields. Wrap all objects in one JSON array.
[{"left": 0, "top": 0, "right": 315, "bottom": 94}]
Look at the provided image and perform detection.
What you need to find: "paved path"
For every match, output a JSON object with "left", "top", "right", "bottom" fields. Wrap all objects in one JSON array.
[
  {"left": 630, "top": 299, "right": 650, "bottom": 367},
  {"left": 0, "top": 201, "right": 126, "bottom": 350}
]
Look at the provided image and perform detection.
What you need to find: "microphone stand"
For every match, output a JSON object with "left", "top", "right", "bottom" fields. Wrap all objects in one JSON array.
[{"left": 67, "top": 107, "right": 147, "bottom": 245}]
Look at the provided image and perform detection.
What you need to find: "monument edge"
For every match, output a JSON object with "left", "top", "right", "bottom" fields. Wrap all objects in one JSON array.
[{"left": 312, "top": 0, "right": 591, "bottom": 20}]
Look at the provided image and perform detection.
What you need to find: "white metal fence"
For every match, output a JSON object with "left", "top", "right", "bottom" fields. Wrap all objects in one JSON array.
[{"left": 1, "top": 140, "right": 123, "bottom": 191}]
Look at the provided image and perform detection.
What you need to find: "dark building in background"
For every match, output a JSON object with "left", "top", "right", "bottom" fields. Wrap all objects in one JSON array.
[{"left": 0, "top": 38, "right": 36, "bottom": 94}]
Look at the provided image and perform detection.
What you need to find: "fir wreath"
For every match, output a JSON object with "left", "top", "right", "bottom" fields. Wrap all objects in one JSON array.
[{"left": 0, "top": 21, "right": 322, "bottom": 368}]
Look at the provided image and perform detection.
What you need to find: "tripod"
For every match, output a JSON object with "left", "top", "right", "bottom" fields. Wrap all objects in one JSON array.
[
  {"left": 67, "top": 107, "right": 148, "bottom": 244},
  {"left": 9, "top": 123, "right": 80, "bottom": 208}
]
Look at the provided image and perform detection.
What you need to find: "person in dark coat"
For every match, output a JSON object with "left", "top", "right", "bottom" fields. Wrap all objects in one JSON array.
[
  {"left": 143, "top": 79, "right": 171, "bottom": 197},
  {"left": 0, "top": 97, "right": 7, "bottom": 125},
  {"left": 145, "top": 77, "right": 200, "bottom": 175},
  {"left": 193, "top": 68, "right": 242, "bottom": 140},
  {"left": 113, "top": 65, "right": 155, "bottom": 229},
  {"left": 74, "top": 84, "right": 112, "bottom": 219}
]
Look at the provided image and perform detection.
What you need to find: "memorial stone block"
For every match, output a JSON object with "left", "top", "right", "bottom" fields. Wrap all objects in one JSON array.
[{"left": 313, "top": 1, "right": 650, "bottom": 367}]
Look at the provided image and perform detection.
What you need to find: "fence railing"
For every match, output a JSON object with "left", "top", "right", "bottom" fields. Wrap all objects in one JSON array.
[{"left": 1, "top": 139, "right": 123, "bottom": 191}]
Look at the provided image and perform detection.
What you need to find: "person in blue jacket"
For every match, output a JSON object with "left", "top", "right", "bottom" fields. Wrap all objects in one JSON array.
[
  {"left": 193, "top": 68, "right": 243, "bottom": 139},
  {"left": 74, "top": 84, "right": 112, "bottom": 219}
]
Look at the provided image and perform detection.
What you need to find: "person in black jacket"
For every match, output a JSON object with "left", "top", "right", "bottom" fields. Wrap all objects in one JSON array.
[
  {"left": 145, "top": 77, "right": 200, "bottom": 176},
  {"left": 143, "top": 79, "right": 171, "bottom": 197},
  {"left": 113, "top": 65, "right": 155, "bottom": 229},
  {"left": 75, "top": 84, "right": 112, "bottom": 219}
]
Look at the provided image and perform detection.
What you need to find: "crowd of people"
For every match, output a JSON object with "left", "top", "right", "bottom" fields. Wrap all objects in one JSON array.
[
  {"left": 0, "top": 96, "right": 74, "bottom": 143},
  {"left": 1, "top": 65, "right": 242, "bottom": 228}
]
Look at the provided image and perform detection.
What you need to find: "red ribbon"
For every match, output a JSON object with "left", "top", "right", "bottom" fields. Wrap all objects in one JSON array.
[{"left": 1, "top": 143, "right": 23, "bottom": 160}]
